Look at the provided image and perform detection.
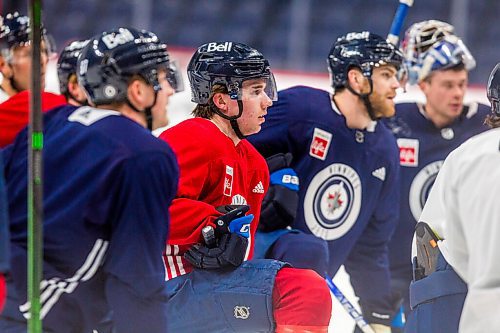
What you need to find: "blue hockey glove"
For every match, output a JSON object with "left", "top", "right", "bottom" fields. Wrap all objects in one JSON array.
[
  {"left": 184, "top": 205, "right": 253, "bottom": 269},
  {"left": 213, "top": 205, "right": 250, "bottom": 237},
  {"left": 259, "top": 153, "right": 299, "bottom": 232}
]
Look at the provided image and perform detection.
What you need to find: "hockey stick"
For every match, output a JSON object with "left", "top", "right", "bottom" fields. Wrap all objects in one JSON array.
[
  {"left": 387, "top": 0, "right": 414, "bottom": 45},
  {"left": 325, "top": 274, "right": 376, "bottom": 333},
  {"left": 28, "top": 1, "right": 44, "bottom": 332}
]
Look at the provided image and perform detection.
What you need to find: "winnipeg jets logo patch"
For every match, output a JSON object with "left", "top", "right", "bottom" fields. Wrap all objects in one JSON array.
[
  {"left": 304, "top": 163, "right": 362, "bottom": 240},
  {"left": 372, "top": 167, "right": 386, "bottom": 181},
  {"left": 397, "top": 138, "right": 419, "bottom": 167},
  {"left": 252, "top": 181, "right": 265, "bottom": 194},
  {"left": 310, "top": 128, "right": 332, "bottom": 160},
  {"left": 409, "top": 160, "right": 443, "bottom": 220},
  {"left": 223, "top": 165, "right": 233, "bottom": 197}
]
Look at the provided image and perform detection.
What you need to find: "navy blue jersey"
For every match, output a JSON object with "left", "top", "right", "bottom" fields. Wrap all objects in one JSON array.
[
  {"left": 383, "top": 101, "right": 490, "bottom": 273},
  {"left": 249, "top": 86, "right": 401, "bottom": 305},
  {"left": 1, "top": 105, "right": 178, "bottom": 333},
  {"left": 0, "top": 154, "right": 8, "bottom": 274}
]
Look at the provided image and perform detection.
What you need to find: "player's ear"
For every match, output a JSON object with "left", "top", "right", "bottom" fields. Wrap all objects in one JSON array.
[
  {"left": 212, "top": 92, "right": 228, "bottom": 111},
  {"left": 127, "top": 78, "right": 148, "bottom": 107},
  {"left": 347, "top": 68, "right": 365, "bottom": 92}
]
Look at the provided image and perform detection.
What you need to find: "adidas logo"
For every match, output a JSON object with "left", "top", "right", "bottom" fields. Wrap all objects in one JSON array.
[
  {"left": 372, "top": 167, "right": 386, "bottom": 181},
  {"left": 252, "top": 181, "right": 265, "bottom": 194}
]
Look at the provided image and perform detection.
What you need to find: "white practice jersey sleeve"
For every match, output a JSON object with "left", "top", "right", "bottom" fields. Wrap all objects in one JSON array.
[{"left": 418, "top": 127, "right": 500, "bottom": 333}]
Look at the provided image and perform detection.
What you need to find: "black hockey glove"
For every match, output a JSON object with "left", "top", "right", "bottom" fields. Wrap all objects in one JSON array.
[
  {"left": 184, "top": 232, "right": 249, "bottom": 269},
  {"left": 184, "top": 205, "right": 253, "bottom": 270},
  {"left": 354, "top": 294, "right": 403, "bottom": 333},
  {"left": 259, "top": 153, "right": 299, "bottom": 232}
]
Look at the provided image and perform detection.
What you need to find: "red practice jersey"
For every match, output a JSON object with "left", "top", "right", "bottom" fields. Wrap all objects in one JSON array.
[
  {"left": 159, "top": 118, "right": 269, "bottom": 280},
  {"left": 0, "top": 91, "right": 66, "bottom": 148}
]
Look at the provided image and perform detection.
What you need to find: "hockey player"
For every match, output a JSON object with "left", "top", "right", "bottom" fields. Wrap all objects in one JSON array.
[
  {"left": 0, "top": 155, "right": 8, "bottom": 314},
  {"left": 0, "top": 12, "right": 65, "bottom": 148},
  {"left": 382, "top": 20, "right": 490, "bottom": 327},
  {"left": 159, "top": 41, "right": 332, "bottom": 333},
  {"left": 405, "top": 63, "right": 500, "bottom": 333},
  {"left": 248, "top": 32, "right": 403, "bottom": 333},
  {"left": 57, "top": 38, "right": 89, "bottom": 106},
  {"left": 0, "top": 27, "right": 181, "bottom": 333}
]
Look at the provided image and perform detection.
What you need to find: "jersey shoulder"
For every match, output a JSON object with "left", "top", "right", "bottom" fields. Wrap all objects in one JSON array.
[
  {"left": 159, "top": 118, "right": 232, "bottom": 160},
  {"left": 64, "top": 106, "right": 175, "bottom": 158},
  {"left": 273, "top": 86, "right": 332, "bottom": 121},
  {"left": 455, "top": 127, "right": 500, "bottom": 158}
]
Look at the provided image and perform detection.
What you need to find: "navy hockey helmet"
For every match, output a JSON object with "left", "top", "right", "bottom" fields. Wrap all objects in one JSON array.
[
  {"left": 187, "top": 41, "right": 277, "bottom": 104},
  {"left": 487, "top": 63, "right": 500, "bottom": 117},
  {"left": 402, "top": 20, "right": 476, "bottom": 84},
  {"left": 0, "top": 12, "right": 52, "bottom": 56},
  {"left": 327, "top": 31, "right": 404, "bottom": 90},
  {"left": 57, "top": 39, "right": 89, "bottom": 95},
  {"left": 78, "top": 27, "right": 182, "bottom": 106}
]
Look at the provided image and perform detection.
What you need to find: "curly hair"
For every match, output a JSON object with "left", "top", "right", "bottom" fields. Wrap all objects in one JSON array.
[{"left": 484, "top": 114, "right": 500, "bottom": 129}]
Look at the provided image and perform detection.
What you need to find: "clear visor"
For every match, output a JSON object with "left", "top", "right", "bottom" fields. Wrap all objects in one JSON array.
[
  {"left": 235, "top": 73, "right": 278, "bottom": 102},
  {"left": 166, "top": 60, "right": 184, "bottom": 93}
]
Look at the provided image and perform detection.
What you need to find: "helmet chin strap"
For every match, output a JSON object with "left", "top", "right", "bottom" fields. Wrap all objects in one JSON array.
[
  {"left": 346, "top": 78, "right": 378, "bottom": 121},
  {"left": 126, "top": 91, "right": 158, "bottom": 131},
  {"left": 213, "top": 99, "right": 246, "bottom": 140}
]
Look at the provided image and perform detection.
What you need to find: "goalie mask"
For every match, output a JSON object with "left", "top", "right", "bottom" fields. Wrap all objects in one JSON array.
[
  {"left": 487, "top": 63, "right": 500, "bottom": 117},
  {"left": 402, "top": 20, "right": 476, "bottom": 84}
]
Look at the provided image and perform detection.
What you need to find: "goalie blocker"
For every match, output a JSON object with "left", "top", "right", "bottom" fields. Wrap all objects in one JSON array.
[{"left": 405, "top": 222, "right": 467, "bottom": 333}]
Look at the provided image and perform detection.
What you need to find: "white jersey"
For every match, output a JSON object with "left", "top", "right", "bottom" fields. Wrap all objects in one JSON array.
[{"left": 418, "top": 127, "right": 500, "bottom": 333}]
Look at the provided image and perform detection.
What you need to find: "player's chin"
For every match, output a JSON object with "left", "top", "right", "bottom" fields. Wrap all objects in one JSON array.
[
  {"left": 380, "top": 104, "right": 396, "bottom": 118},
  {"left": 247, "top": 124, "right": 262, "bottom": 136}
]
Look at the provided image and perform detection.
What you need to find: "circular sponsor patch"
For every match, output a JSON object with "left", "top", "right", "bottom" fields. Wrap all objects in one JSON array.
[
  {"left": 304, "top": 163, "right": 362, "bottom": 240},
  {"left": 409, "top": 160, "right": 443, "bottom": 220}
]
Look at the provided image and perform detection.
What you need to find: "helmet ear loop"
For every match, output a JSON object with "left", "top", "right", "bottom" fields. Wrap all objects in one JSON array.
[
  {"left": 144, "top": 91, "right": 158, "bottom": 131},
  {"left": 230, "top": 100, "right": 246, "bottom": 140},
  {"left": 211, "top": 93, "right": 246, "bottom": 139}
]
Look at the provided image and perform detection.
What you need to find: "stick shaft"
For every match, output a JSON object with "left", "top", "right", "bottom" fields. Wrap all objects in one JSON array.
[{"left": 28, "top": 1, "right": 43, "bottom": 332}]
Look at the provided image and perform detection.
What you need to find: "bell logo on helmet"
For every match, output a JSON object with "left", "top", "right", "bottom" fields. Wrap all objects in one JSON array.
[
  {"left": 206, "top": 42, "right": 233, "bottom": 53},
  {"left": 102, "top": 29, "right": 135, "bottom": 50},
  {"left": 345, "top": 31, "right": 370, "bottom": 41}
]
